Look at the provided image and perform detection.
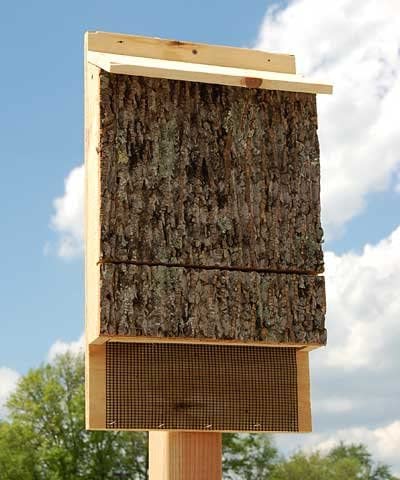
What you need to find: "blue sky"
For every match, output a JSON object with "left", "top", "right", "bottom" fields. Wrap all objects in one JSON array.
[{"left": 1, "top": 0, "right": 400, "bottom": 472}]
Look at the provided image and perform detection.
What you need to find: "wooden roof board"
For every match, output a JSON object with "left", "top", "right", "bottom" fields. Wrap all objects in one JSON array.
[
  {"left": 86, "top": 30, "right": 296, "bottom": 74},
  {"left": 87, "top": 50, "right": 332, "bottom": 95}
]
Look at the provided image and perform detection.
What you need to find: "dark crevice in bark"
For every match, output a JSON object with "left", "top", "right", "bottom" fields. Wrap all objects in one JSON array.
[
  {"left": 99, "top": 263, "right": 326, "bottom": 344},
  {"left": 97, "top": 257, "right": 322, "bottom": 276}
]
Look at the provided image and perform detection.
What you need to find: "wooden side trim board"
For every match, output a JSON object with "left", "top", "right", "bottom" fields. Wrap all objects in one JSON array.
[
  {"left": 84, "top": 58, "right": 101, "bottom": 345},
  {"left": 86, "top": 344, "right": 106, "bottom": 429},
  {"left": 297, "top": 350, "right": 312, "bottom": 432}
]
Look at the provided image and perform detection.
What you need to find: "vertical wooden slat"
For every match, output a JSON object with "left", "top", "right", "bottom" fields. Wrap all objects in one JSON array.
[
  {"left": 86, "top": 344, "right": 106, "bottom": 429},
  {"left": 149, "top": 432, "right": 222, "bottom": 480},
  {"left": 297, "top": 350, "right": 312, "bottom": 432},
  {"left": 84, "top": 33, "right": 102, "bottom": 345},
  {"left": 84, "top": 35, "right": 105, "bottom": 427}
]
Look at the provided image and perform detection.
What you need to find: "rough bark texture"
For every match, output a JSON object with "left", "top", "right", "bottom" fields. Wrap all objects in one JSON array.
[
  {"left": 94, "top": 71, "right": 327, "bottom": 345},
  {"left": 100, "top": 264, "right": 326, "bottom": 344},
  {"left": 99, "top": 72, "right": 324, "bottom": 272}
]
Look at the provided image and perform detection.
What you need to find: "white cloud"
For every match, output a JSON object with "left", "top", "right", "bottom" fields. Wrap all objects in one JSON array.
[
  {"left": 0, "top": 335, "right": 84, "bottom": 416},
  {"left": 47, "top": 334, "right": 84, "bottom": 362},
  {"left": 322, "top": 225, "right": 400, "bottom": 370},
  {"left": 51, "top": 165, "right": 84, "bottom": 258},
  {"left": 0, "top": 367, "right": 20, "bottom": 417},
  {"left": 257, "top": 0, "right": 400, "bottom": 238},
  {"left": 314, "top": 396, "right": 353, "bottom": 414}
]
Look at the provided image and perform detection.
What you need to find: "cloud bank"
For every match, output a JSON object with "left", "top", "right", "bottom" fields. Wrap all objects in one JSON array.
[
  {"left": 323, "top": 226, "right": 400, "bottom": 371},
  {"left": 257, "top": 0, "right": 400, "bottom": 238}
]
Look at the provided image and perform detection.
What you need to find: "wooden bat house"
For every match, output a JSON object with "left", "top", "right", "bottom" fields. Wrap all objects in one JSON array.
[{"left": 85, "top": 30, "right": 332, "bottom": 435}]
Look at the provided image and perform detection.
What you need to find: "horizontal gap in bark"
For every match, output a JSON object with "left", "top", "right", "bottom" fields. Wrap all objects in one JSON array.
[
  {"left": 97, "top": 258, "right": 321, "bottom": 276},
  {"left": 99, "top": 263, "right": 326, "bottom": 343}
]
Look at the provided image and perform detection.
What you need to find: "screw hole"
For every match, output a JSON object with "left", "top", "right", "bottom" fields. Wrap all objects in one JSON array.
[
  {"left": 117, "top": 40, "right": 124, "bottom": 44},
  {"left": 267, "top": 58, "right": 271, "bottom": 62},
  {"left": 192, "top": 49, "right": 198, "bottom": 55}
]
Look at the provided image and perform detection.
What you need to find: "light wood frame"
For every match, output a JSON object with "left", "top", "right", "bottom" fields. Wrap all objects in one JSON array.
[
  {"left": 86, "top": 31, "right": 332, "bottom": 94},
  {"left": 84, "top": 31, "right": 325, "bottom": 433}
]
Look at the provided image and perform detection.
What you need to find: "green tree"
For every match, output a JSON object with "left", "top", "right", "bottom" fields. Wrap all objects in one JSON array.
[
  {"left": 270, "top": 443, "right": 398, "bottom": 480},
  {"left": 223, "top": 433, "right": 279, "bottom": 479},
  {"left": 0, "top": 420, "right": 39, "bottom": 480},
  {"left": 328, "top": 443, "right": 397, "bottom": 480},
  {"left": 1, "top": 353, "right": 147, "bottom": 480}
]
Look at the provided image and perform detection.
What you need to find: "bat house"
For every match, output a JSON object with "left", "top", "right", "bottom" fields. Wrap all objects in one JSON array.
[{"left": 85, "top": 31, "right": 332, "bottom": 434}]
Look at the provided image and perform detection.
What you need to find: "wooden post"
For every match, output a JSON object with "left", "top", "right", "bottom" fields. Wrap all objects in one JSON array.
[{"left": 149, "top": 432, "right": 222, "bottom": 480}]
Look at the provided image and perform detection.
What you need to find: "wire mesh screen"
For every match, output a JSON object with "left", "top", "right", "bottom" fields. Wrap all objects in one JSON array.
[{"left": 106, "top": 342, "right": 299, "bottom": 432}]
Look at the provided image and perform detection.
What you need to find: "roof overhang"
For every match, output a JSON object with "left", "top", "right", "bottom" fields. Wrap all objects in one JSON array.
[{"left": 85, "top": 31, "right": 333, "bottom": 95}]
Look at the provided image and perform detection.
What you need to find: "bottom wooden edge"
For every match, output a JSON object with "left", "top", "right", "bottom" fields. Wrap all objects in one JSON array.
[
  {"left": 89, "top": 334, "right": 323, "bottom": 351},
  {"left": 87, "top": 427, "right": 313, "bottom": 433}
]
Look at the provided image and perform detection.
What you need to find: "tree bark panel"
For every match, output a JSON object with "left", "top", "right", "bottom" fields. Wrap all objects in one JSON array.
[
  {"left": 99, "top": 264, "right": 326, "bottom": 345},
  {"left": 99, "top": 72, "right": 323, "bottom": 272}
]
